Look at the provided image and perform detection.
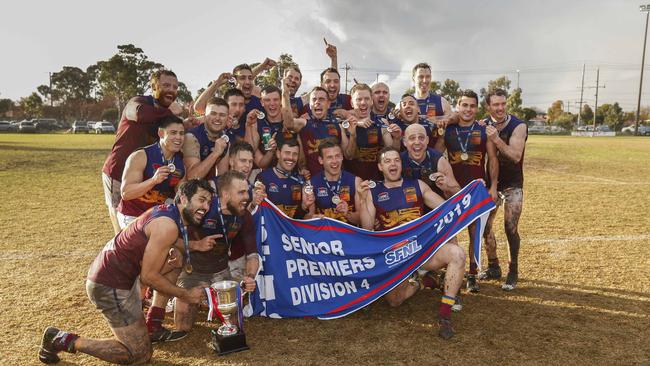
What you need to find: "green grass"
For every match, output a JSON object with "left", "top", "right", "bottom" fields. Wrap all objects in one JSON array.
[{"left": 0, "top": 133, "right": 648, "bottom": 365}]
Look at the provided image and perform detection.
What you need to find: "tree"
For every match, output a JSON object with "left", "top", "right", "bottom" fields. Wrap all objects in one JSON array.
[
  {"left": 101, "top": 107, "right": 119, "bottom": 122},
  {"left": 256, "top": 53, "right": 297, "bottom": 89},
  {"left": 95, "top": 44, "right": 164, "bottom": 112},
  {"left": 440, "top": 79, "right": 461, "bottom": 106},
  {"left": 581, "top": 104, "right": 594, "bottom": 124},
  {"left": 478, "top": 76, "right": 512, "bottom": 118},
  {"left": 598, "top": 103, "right": 624, "bottom": 130},
  {"left": 547, "top": 100, "right": 564, "bottom": 122},
  {"left": 522, "top": 107, "right": 538, "bottom": 122},
  {"left": 20, "top": 93, "right": 44, "bottom": 118},
  {"left": 0, "top": 99, "right": 13, "bottom": 116},
  {"left": 554, "top": 112, "right": 575, "bottom": 130},
  {"left": 507, "top": 87, "right": 524, "bottom": 120},
  {"left": 176, "top": 82, "right": 193, "bottom": 104}
]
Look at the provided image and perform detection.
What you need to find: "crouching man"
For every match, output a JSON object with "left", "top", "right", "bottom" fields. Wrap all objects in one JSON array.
[{"left": 39, "top": 179, "right": 212, "bottom": 364}]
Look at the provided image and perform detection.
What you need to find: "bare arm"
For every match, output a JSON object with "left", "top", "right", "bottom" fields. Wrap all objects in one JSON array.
[
  {"left": 141, "top": 218, "right": 194, "bottom": 300},
  {"left": 183, "top": 133, "right": 227, "bottom": 179},
  {"left": 244, "top": 109, "right": 260, "bottom": 149},
  {"left": 121, "top": 150, "right": 168, "bottom": 201},
  {"left": 253, "top": 132, "right": 277, "bottom": 169},
  {"left": 487, "top": 123, "right": 527, "bottom": 164},
  {"left": 435, "top": 157, "right": 461, "bottom": 197},
  {"left": 419, "top": 180, "right": 446, "bottom": 210},
  {"left": 357, "top": 180, "right": 375, "bottom": 230},
  {"left": 433, "top": 132, "right": 446, "bottom": 153},
  {"left": 345, "top": 177, "right": 363, "bottom": 225},
  {"left": 282, "top": 78, "right": 307, "bottom": 132},
  {"left": 341, "top": 122, "right": 358, "bottom": 160},
  {"left": 486, "top": 139, "right": 499, "bottom": 200},
  {"left": 325, "top": 42, "right": 338, "bottom": 70},
  {"left": 193, "top": 73, "right": 231, "bottom": 115}
]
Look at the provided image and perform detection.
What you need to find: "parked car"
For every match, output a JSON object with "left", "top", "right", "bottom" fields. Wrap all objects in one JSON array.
[
  {"left": 18, "top": 121, "right": 36, "bottom": 133},
  {"left": 32, "top": 118, "right": 59, "bottom": 132},
  {"left": 621, "top": 125, "right": 650, "bottom": 135},
  {"left": 87, "top": 121, "right": 97, "bottom": 130},
  {"left": 72, "top": 121, "right": 89, "bottom": 134},
  {"left": 0, "top": 121, "right": 13, "bottom": 132},
  {"left": 528, "top": 125, "right": 547, "bottom": 134},
  {"left": 93, "top": 121, "right": 116, "bottom": 134}
]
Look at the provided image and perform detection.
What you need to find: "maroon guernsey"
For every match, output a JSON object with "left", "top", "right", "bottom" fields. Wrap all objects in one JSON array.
[{"left": 102, "top": 96, "right": 174, "bottom": 181}]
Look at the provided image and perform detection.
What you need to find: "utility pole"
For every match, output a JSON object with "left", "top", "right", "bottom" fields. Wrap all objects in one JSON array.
[
  {"left": 593, "top": 67, "right": 601, "bottom": 136},
  {"left": 577, "top": 63, "right": 585, "bottom": 126},
  {"left": 49, "top": 72, "right": 53, "bottom": 107},
  {"left": 636, "top": 4, "right": 650, "bottom": 135},
  {"left": 344, "top": 63, "right": 351, "bottom": 94},
  {"left": 376, "top": 73, "right": 379, "bottom": 84}
]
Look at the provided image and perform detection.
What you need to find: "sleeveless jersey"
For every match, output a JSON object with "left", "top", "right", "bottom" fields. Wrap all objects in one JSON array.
[
  {"left": 370, "top": 179, "right": 424, "bottom": 231},
  {"left": 256, "top": 116, "right": 296, "bottom": 151},
  {"left": 257, "top": 168, "right": 306, "bottom": 218},
  {"left": 311, "top": 170, "right": 357, "bottom": 223},
  {"left": 187, "top": 123, "right": 229, "bottom": 179},
  {"left": 345, "top": 113, "right": 385, "bottom": 181},
  {"left": 400, "top": 148, "right": 444, "bottom": 197},
  {"left": 485, "top": 115, "right": 527, "bottom": 190},
  {"left": 290, "top": 96, "right": 305, "bottom": 117},
  {"left": 415, "top": 92, "right": 444, "bottom": 119},
  {"left": 298, "top": 116, "right": 342, "bottom": 175},
  {"left": 443, "top": 121, "right": 488, "bottom": 188},
  {"left": 118, "top": 143, "right": 184, "bottom": 217},
  {"left": 88, "top": 204, "right": 182, "bottom": 290},
  {"left": 395, "top": 117, "right": 440, "bottom": 150},
  {"left": 303, "top": 93, "right": 352, "bottom": 116},
  {"left": 189, "top": 195, "right": 255, "bottom": 274}
]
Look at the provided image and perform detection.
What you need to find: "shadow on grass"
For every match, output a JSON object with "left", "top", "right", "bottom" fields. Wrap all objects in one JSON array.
[{"left": 147, "top": 279, "right": 649, "bottom": 365}]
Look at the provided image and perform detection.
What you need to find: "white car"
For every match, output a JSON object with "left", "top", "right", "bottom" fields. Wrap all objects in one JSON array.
[
  {"left": 94, "top": 121, "right": 116, "bottom": 134},
  {"left": 621, "top": 125, "right": 650, "bottom": 135}
]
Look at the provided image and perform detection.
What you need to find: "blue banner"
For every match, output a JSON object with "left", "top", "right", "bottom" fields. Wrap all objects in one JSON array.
[{"left": 247, "top": 180, "right": 496, "bottom": 319}]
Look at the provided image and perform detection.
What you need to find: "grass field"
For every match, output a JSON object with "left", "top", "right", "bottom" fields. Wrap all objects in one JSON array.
[{"left": 0, "top": 133, "right": 648, "bottom": 365}]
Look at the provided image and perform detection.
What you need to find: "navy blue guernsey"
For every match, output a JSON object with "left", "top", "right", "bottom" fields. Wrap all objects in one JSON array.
[
  {"left": 400, "top": 148, "right": 444, "bottom": 197},
  {"left": 257, "top": 167, "right": 306, "bottom": 218},
  {"left": 370, "top": 179, "right": 424, "bottom": 231},
  {"left": 310, "top": 170, "right": 357, "bottom": 223},
  {"left": 485, "top": 114, "right": 527, "bottom": 191},
  {"left": 118, "top": 143, "right": 184, "bottom": 217},
  {"left": 415, "top": 92, "right": 444, "bottom": 119}
]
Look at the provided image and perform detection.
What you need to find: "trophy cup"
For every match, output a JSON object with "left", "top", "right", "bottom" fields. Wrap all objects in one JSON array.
[{"left": 205, "top": 281, "right": 250, "bottom": 355}]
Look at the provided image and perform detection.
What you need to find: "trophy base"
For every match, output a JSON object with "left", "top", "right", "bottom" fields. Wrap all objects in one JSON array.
[{"left": 210, "top": 329, "right": 250, "bottom": 356}]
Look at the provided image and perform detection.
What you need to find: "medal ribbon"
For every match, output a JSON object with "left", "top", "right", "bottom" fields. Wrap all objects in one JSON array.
[
  {"left": 323, "top": 171, "right": 343, "bottom": 207},
  {"left": 204, "top": 287, "right": 226, "bottom": 323},
  {"left": 213, "top": 193, "right": 236, "bottom": 253},
  {"left": 455, "top": 123, "right": 476, "bottom": 155},
  {"left": 274, "top": 166, "right": 305, "bottom": 185},
  {"left": 172, "top": 204, "right": 192, "bottom": 273}
]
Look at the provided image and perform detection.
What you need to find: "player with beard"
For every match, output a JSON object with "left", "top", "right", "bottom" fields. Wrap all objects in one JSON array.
[
  {"left": 102, "top": 70, "right": 184, "bottom": 234},
  {"left": 310, "top": 140, "right": 362, "bottom": 224},
  {"left": 173, "top": 171, "right": 259, "bottom": 334},
  {"left": 222, "top": 141, "right": 265, "bottom": 279},
  {"left": 480, "top": 89, "right": 528, "bottom": 291},
  {"left": 282, "top": 85, "right": 357, "bottom": 176},
  {"left": 39, "top": 180, "right": 212, "bottom": 364},
  {"left": 117, "top": 116, "right": 187, "bottom": 229},
  {"left": 435, "top": 89, "right": 498, "bottom": 292},
  {"left": 357, "top": 147, "right": 466, "bottom": 340},
  {"left": 401, "top": 124, "right": 460, "bottom": 200},
  {"left": 345, "top": 83, "right": 401, "bottom": 181},
  {"left": 244, "top": 85, "right": 296, "bottom": 169},
  {"left": 256, "top": 139, "right": 315, "bottom": 219},
  {"left": 183, "top": 97, "right": 230, "bottom": 179}
]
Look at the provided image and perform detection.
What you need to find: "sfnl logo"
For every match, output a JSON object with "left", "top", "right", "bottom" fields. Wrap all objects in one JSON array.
[{"left": 383, "top": 235, "right": 421, "bottom": 267}]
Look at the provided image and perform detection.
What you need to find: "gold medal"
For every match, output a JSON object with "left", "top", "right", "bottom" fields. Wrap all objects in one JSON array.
[
  {"left": 185, "top": 263, "right": 193, "bottom": 274},
  {"left": 438, "top": 127, "right": 445, "bottom": 136},
  {"left": 257, "top": 111, "right": 265, "bottom": 119},
  {"left": 331, "top": 195, "right": 342, "bottom": 205},
  {"left": 167, "top": 163, "right": 176, "bottom": 173},
  {"left": 461, "top": 152, "right": 469, "bottom": 161},
  {"left": 341, "top": 120, "right": 350, "bottom": 129},
  {"left": 304, "top": 185, "right": 313, "bottom": 194}
]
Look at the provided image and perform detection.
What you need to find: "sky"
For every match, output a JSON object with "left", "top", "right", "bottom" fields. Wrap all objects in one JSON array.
[{"left": 1, "top": 0, "right": 648, "bottom": 112}]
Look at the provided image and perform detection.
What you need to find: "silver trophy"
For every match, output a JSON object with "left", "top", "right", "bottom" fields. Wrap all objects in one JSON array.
[{"left": 208, "top": 281, "right": 249, "bottom": 355}]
